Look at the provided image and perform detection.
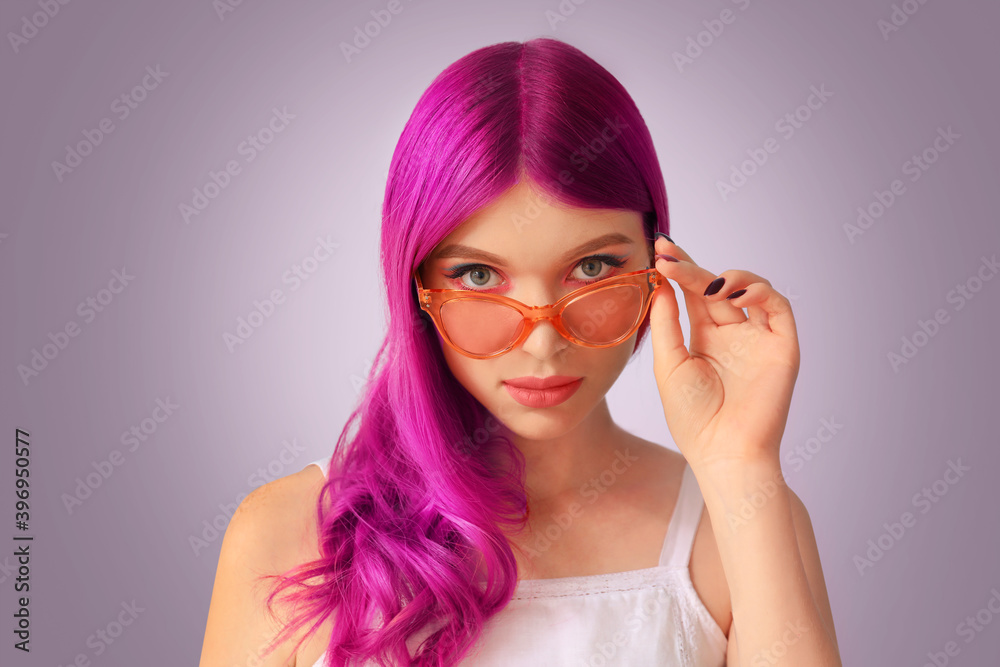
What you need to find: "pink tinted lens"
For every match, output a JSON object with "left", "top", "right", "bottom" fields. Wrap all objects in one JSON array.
[
  {"left": 440, "top": 298, "right": 524, "bottom": 356},
  {"left": 562, "top": 284, "right": 643, "bottom": 344}
]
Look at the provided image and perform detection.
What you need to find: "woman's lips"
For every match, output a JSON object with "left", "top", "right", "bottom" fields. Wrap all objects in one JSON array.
[{"left": 503, "top": 378, "right": 583, "bottom": 408}]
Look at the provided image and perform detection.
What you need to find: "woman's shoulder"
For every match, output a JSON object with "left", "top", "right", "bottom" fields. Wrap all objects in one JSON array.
[
  {"left": 201, "top": 464, "right": 329, "bottom": 665},
  {"left": 234, "top": 463, "right": 327, "bottom": 555},
  {"left": 239, "top": 462, "right": 326, "bottom": 520}
]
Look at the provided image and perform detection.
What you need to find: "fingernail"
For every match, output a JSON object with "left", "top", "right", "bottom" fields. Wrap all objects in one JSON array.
[
  {"left": 655, "top": 253, "right": 679, "bottom": 262},
  {"left": 704, "top": 277, "right": 725, "bottom": 296},
  {"left": 726, "top": 288, "right": 747, "bottom": 300},
  {"left": 654, "top": 232, "right": 674, "bottom": 243}
]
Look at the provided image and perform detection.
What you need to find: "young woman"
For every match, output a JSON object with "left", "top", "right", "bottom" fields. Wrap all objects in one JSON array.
[{"left": 201, "top": 37, "right": 842, "bottom": 666}]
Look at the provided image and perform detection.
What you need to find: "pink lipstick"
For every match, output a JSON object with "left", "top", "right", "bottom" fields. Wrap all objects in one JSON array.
[{"left": 503, "top": 375, "right": 583, "bottom": 408}]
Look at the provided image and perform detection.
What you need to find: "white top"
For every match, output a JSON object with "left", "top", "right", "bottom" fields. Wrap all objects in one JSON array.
[{"left": 305, "top": 454, "right": 727, "bottom": 666}]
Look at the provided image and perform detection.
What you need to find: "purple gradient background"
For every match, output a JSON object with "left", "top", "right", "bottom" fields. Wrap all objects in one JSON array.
[{"left": 2, "top": 0, "right": 999, "bottom": 664}]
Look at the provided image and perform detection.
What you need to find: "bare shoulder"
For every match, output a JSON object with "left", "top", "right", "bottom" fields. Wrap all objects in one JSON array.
[
  {"left": 200, "top": 463, "right": 329, "bottom": 667},
  {"left": 234, "top": 464, "right": 327, "bottom": 553},
  {"left": 236, "top": 465, "right": 325, "bottom": 557}
]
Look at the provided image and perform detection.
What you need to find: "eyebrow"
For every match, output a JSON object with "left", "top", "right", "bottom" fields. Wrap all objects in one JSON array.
[{"left": 432, "top": 232, "right": 638, "bottom": 265}]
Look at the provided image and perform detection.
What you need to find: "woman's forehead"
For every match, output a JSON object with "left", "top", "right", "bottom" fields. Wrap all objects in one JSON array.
[{"left": 431, "top": 205, "right": 645, "bottom": 260}]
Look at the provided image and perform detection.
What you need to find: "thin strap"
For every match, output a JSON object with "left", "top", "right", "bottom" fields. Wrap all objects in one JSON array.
[
  {"left": 306, "top": 455, "right": 331, "bottom": 478},
  {"left": 658, "top": 463, "right": 704, "bottom": 569}
]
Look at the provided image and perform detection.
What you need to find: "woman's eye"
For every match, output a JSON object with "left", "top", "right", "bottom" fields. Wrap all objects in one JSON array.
[
  {"left": 446, "top": 265, "right": 500, "bottom": 289},
  {"left": 572, "top": 255, "right": 626, "bottom": 281},
  {"left": 464, "top": 267, "right": 494, "bottom": 288}
]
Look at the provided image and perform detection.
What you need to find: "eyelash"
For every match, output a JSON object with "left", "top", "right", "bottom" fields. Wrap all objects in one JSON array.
[{"left": 443, "top": 254, "right": 629, "bottom": 291}]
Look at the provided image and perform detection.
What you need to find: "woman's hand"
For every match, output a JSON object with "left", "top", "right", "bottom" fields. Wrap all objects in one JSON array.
[{"left": 648, "top": 234, "right": 800, "bottom": 471}]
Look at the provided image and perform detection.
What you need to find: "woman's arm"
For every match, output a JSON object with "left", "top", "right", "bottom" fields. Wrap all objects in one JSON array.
[
  {"left": 647, "top": 235, "right": 842, "bottom": 665},
  {"left": 694, "top": 456, "right": 841, "bottom": 667}
]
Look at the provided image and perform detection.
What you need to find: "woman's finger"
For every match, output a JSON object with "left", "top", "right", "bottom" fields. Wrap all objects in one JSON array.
[
  {"left": 647, "top": 266, "right": 692, "bottom": 379},
  {"left": 653, "top": 236, "right": 746, "bottom": 327},
  {"left": 722, "top": 279, "right": 799, "bottom": 340},
  {"left": 698, "top": 268, "right": 773, "bottom": 327}
]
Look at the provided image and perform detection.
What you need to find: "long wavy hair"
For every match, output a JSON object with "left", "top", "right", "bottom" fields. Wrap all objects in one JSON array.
[{"left": 259, "top": 37, "right": 670, "bottom": 666}]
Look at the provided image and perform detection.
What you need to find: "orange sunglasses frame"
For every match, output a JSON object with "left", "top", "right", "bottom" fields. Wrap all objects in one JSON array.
[{"left": 413, "top": 266, "right": 665, "bottom": 359}]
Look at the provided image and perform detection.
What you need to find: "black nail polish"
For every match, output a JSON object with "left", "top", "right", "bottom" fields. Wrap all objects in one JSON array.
[
  {"left": 655, "top": 254, "right": 679, "bottom": 262},
  {"left": 654, "top": 232, "right": 674, "bottom": 243},
  {"left": 726, "top": 288, "right": 746, "bottom": 300},
  {"left": 704, "top": 277, "right": 725, "bottom": 296}
]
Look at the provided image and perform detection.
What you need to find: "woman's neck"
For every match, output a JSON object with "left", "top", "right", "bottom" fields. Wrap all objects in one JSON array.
[{"left": 509, "top": 398, "right": 630, "bottom": 506}]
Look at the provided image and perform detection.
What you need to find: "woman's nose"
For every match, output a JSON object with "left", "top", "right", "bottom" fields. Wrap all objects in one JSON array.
[{"left": 518, "top": 317, "right": 572, "bottom": 361}]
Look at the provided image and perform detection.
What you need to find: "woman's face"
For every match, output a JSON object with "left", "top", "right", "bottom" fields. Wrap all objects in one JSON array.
[{"left": 416, "top": 180, "right": 653, "bottom": 442}]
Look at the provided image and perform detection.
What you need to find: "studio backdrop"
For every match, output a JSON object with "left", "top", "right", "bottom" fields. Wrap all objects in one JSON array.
[{"left": 2, "top": 0, "right": 998, "bottom": 665}]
